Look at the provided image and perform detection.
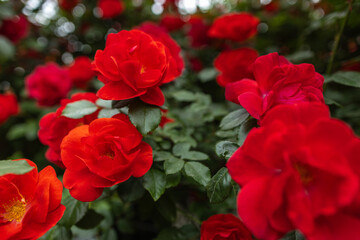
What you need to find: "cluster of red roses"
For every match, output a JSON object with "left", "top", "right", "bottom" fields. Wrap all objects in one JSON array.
[{"left": 59, "top": 0, "right": 125, "bottom": 19}]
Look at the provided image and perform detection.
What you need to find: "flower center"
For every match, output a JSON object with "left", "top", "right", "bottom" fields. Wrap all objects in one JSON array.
[
  {"left": 294, "top": 163, "right": 312, "bottom": 184},
  {"left": 3, "top": 198, "right": 27, "bottom": 222}
]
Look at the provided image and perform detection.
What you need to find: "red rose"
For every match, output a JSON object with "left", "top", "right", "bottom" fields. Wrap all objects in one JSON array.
[
  {"left": 159, "top": 109, "right": 174, "bottom": 128},
  {"left": 25, "top": 63, "right": 72, "bottom": 107},
  {"left": 38, "top": 93, "right": 99, "bottom": 168},
  {"left": 68, "top": 56, "right": 95, "bottom": 89},
  {"left": 93, "top": 30, "right": 170, "bottom": 106},
  {"left": 160, "top": 14, "right": 185, "bottom": 32},
  {"left": 0, "top": 159, "right": 65, "bottom": 239},
  {"left": 0, "top": 15, "right": 28, "bottom": 43},
  {"left": 189, "top": 57, "right": 203, "bottom": 72},
  {"left": 58, "top": 0, "right": 80, "bottom": 11},
  {"left": 225, "top": 53, "right": 324, "bottom": 120},
  {"left": 214, "top": 48, "right": 258, "bottom": 87},
  {"left": 61, "top": 114, "right": 153, "bottom": 202},
  {"left": 138, "top": 22, "right": 184, "bottom": 83},
  {"left": 97, "top": 0, "right": 124, "bottom": 19},
  {"left": 187, "top": 16, "right": 211, "bottom": 48},
  {"left": 208, "top": 13, "right": 260, "bottom": 42},
  {"left": 0, "top": 92, "right": 19, "bottom": 124},
  {"left": 227, "top": 103, "right": 360, "bottom": 240},
  {"left": 201, "top": 214, "right": 253, "bottom": 240}
]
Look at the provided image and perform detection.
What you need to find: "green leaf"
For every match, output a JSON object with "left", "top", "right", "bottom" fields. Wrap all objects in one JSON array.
[
  {"left": 166, "top": 173, "right": 181, "bottom": 189},
  {"left": 182, "top": 151, "right": 209, "bottom": 161},
  {"left": 206, "top": 168, "right": 232, "bottom": 204},
  {"left": 0, "top": 160, "right": 34, "bottom": 176},
  {"left": 184, "top": 162, "right": 210, "bottom": 187},
  {"left": 0, "top": 36, "right": 15, "bottom": 62},
  {"left": 75, "top": 209, "right": 104, "bottom": 229},
  {"left": 215, "top": 141, "right": 238, "bottom": 159},
  {"left": 143, "top": 169, "right": 167, "bottom": 201},
  {"left": 117, "top": 177, "right": 145, "bottom": 202},
  {"left": 164, "top": 157, "right": 185, "bottom": 175},
  {"left": 62, "top": 100, "right": 98, "bottom": 119},
  {"left": 328, "top": 71, "right": 360, "bottom": 88},
  {"left": 40, "top": 225, "right": 72, "bottom": 240},
  {"left": 95, "top": 99, "right": 112, "bottom": 108},
  {"left": 128, "top": 101, "right": 161, "bottom": 135},
  {"left": 220, "top": 108, "right": 249, "bottom": 130},
  {"left": 198, "top": 68, "right": 218, "bottom": 82},
  {"left": 172, "top": 142, "right": 191, "bottom": 157},
  {"left": 97, "top": 108, "right": 120, "bottom": 118},
  {"left": 172, "top": 90, "right": 197, "bottom": 102},
  {"left": 59, "top": 195, "right": 89, "bottom": 228},
  {"left": 154, "top": 151, "right": 174, "bottom": 162},
  {"left": 238, "top": 118, "right": 257, "bottom": 146}
]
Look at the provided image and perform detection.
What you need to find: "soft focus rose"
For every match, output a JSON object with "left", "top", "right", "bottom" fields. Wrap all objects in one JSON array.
[
  {"left": 38, "top": 93, "right": 98, "bottom": 168},
  {"left": 214, "top": 48, "right": 258, "bottom": 87},
  {"left": 263, "top": 0, "right": 280, "bottom": 13},
  {"left": 0, "top": 15, "right": 28, "bottom": 43},
  {"left": 201, "top": 214, "right": 253, "bottom": 240},
  {"left": 93, "top": 30, "right": 170, "bottom": 106},
  {"left": 160, "top": 14, "right": 185, "bottom": 32},
  {"left": 227, "top": 103, "right": 360, "bottom": 240},
  {"left": 189, "top": 57, "right": 203, "bottom": 72},
  {"left": 25, "top": 63, "right": 72, "bottom": 107},
  {"left": 187, "top": 16, "right": 211, "bottom": 48},
  {"left": 97, "top": 0, "right": 124, "bottom": 19},
  {"left": 58, "top": 0, "right": 79, "bottom": 11},
  {"left": 159, "top": 109, "right": 174, "bottom": 128},
  {"left": 225, "top": 53, "right": 324, "bottom": 120},
  {"left": 0, "top": 92, "right": 19, "bottom": 124},
  {"left": 61, "top": 114, "right": 153, "bottom": 202},
  {"left": 0, "top": 159, "right": 65, "bottom": 239},
  {"left": 68, "top": 56, "right": 95, "bottom": 89},
  {"left": 138, "top": 22, "right": 184, "bottom": 83},
  {"left": 208, "top": 13, "right": 260, "bottom": 42},
  {"left": 342, "top": 61, "right": 360, "bottom": 72}
]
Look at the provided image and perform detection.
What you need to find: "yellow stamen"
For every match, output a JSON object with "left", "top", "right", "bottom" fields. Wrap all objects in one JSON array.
[{"left": 3, "top": 198, "right": 27, "bottom": 222}]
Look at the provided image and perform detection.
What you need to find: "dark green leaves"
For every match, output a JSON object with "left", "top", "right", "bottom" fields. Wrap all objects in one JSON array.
[
  {"left": 172, "top": 143, "right": 209, "bottom": 161},
  {"left": 219, "top": 108, "right": 249, "bottom": 130},
  {"left": 164, "top": 157, "right": 185, "bottom": 175},
  {"left": 215, "top": 141, "right": 238, "bottom": 160},
  {"left": 59, "top": 195, "right": 89, "bottom": 228},
  {"left": 326, "top": 71, "right": 360, "bottom": 88},
  {"left": 75, "top": 209, "right": 104, "bottom": 229},
  {"left": 0, "top": 160, "right": 34, "bottom": 176},
  {"left": 62, "top": 100, "right": 98, "bottom": 119},
  {"left": 143, "top": 169, "right": 167, "bottom": 201},
  {"left": 206, "top": 168, "right": 232, "bottom": 204},
  {"left": 184, "top": 162, "right": 210, "bottom": 187},
  {"left": 128, "top": 101, "right": 161, "bottom": 135}
]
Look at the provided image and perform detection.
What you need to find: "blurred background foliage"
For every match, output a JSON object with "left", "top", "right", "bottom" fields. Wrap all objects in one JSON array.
[{"left": 0, "top": 0, "right": 359, "bottom": 239}]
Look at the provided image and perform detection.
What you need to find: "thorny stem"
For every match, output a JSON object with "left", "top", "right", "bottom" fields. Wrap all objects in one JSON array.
[{"left": 326, "top": 0, "right": 354, "bottom": 75}]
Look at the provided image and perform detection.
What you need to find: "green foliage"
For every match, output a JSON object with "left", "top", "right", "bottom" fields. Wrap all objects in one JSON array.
[
  {"left": 59, "top": 195, "right": 89, "bottom": 228},
  {"left": 184, "top": 162, "right": 211, "bottom": 187},
  {"left": 327, "top": 71, "right": 360, "bottom": 88},
  {"left": 207, "top": 168, "right": 232, "bottom": 204},
  {"left": 219, "top": 108, "right": 249, "bottom": 130},
  {"left": 0, "top": 160, "right": 34, "bottom": 176},
  {"left": 62, "top": 100, "right": 98, "bottom": 119},
  {"left": 215, "top": 141, "right": 238, "bottom": 160},
  {"left": 128, "top": 101, "right": 162, "bottom": 135},
  {"left": 143, "top": 168, "right": 167, "bottom": 201}
]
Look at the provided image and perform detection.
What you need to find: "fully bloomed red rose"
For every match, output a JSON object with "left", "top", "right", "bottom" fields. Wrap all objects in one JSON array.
[
  {"left": 227, "top": 103, "right": 360, "bottom": 240},
  {"left": 214, "top": 48, "right": 258, "bottom": 87},
  {"left": 201, "top": 214, "right": 253, "bottom": 240},
  {"left": 208, "top": 13, "right": 260, "bottom": 42},
  {"left": 0, "top": 159, "right": 65, "bottom": 239},
  {"left": 68, "top": 56, "right": 95, "bottom": 89},
  {"left": 93, "top": 30, "right": 170, "bottom": 106},
  {"left": 38, "top": 93, "right": 99, "bottom": 168},
  {"left": 61, "top": 114, "right": 153, "bottom": 202},
  {"left": 225, "top": 53, "right": 324, "bottom": 120},
  {"left": 160, "top": 14, "right": 185, "bottom": 32},
  {"left": 0, "top": 15, "right": 28, "bottom": 43},
  {"left": 25, "top": 63, "right": 72, "bottom": 107},
  {"left": 58, "top": 0, "right": 80, "bottom": 11},
  {"left": 138, "top": 22, "right": 184, "bottom": 83},
  {"left": 0, "top": 92, "right": 19, "bottom": 124},
  {"left": 97, "top": 0, "right": 124, "bottom": 19}
]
